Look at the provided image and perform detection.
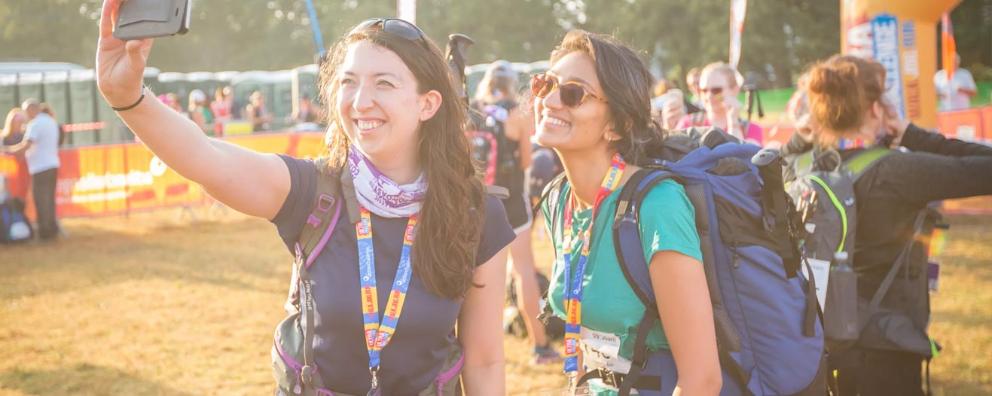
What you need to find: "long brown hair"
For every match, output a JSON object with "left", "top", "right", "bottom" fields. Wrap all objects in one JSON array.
[
  {"left": 319, "top": 22, "right": 485, "bottom": 299},
  {"left": 805, "top": 55, "right": 886, "bottom": 145},
  {"left": 549, "top": 30, "right": 663, "bottom": 166}
]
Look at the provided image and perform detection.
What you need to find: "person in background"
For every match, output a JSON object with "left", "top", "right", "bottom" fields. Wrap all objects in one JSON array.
[
  {"left": 685, "top": 67, "right": 702, "bottom": 109},
  {"left": 161, "top": 93, "right": 185, "bottom": 116},
  {"left": 292, "top": 94, "right": 320, "bottom": 124},
  {"left": 473, "top": 60, "right": 559, "bottom": 365},
  {"left": 675, "top": 62, "right": 763, "bottom": 145},
  {"left": 2, "top": 108, "right": 26, "bottom": 146},
  {"left": 651, "top": 80, "right": 687, "bottom": 131},
  {"left": 188, "top": 89, "right": 214, "bottom": 134},
  {"left": 934, "top": 54, "right": 977, "bottom": 111},
  {"left": 211, "top": 86, "right": 233, "bottom": 136},
  {"left": 799, "top": 54, "right": 992, "bottom": 396},
  {"left": 38, "top": 103, "right": 67, "bottom": 147},
  {"left": 245, "top": 90, "right": 272, "bottom": 132},
  {"left": 2, "top": 99, "right": 61, "bottom": 241},
  {"left": 2, "top": 108, "right": 30, "bottom": 202}
]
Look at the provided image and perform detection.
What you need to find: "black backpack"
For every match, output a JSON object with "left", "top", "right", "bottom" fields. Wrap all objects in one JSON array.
[
  {"left": 467, "top": 100, "right": 519, "bottom": 186},
  {"left": 505, "top": 271, "right": 565, "bottom": 340}
]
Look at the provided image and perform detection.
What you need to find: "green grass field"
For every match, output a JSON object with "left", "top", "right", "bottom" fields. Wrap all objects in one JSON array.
[{"left": 0, "top": 208, "right": 989, "bottom": 395}]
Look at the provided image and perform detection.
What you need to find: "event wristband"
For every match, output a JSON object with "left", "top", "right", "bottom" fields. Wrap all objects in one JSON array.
[{"left": 111, "top": 86, "right": 147, "bottom": 112}]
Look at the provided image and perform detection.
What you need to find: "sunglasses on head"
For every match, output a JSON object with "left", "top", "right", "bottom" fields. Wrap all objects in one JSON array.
[
  {"left": 700, "top": 86, "right": 725, "bottom": 96},
  {"left": 530, "top": 73, "right": 607, "bottom": 108},
  {"left": 350, "top": 18, "right": 430, "bottom": 50}
]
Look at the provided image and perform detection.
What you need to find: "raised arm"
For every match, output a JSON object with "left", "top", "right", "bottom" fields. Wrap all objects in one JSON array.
[
  {"left": 868, "top": 151, "right": 992, "bottom": 206},
  {"left": 96, "top": 0, "right": 289, "bottom": 219},
  {"left": 899, "top": 123, "right": 992, "bottom": 157}
]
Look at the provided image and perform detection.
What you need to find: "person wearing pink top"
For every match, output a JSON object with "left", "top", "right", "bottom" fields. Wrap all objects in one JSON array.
[{"left": 675, "top": 62, "right": 763, "bottom": 145}]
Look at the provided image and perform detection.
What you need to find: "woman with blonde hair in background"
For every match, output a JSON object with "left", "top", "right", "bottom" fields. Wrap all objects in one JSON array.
[
  {"left": 676, "top": 62, "right": 762, "bottom": 145},
  {"left": 2, "top": 108, "right": 26, "bottom": 146}
]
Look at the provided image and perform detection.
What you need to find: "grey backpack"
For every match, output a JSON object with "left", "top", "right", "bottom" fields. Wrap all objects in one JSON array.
[{"left": 787, "top": 147, "right": 946, "bottom": 358}]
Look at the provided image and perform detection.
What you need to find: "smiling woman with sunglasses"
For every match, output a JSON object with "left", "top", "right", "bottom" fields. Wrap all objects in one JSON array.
[
  {"left": 675, "top": 62, "right": 763, "bottom": 145},
  {"left": 535, "top": 30, "right": 721, "bottom": 395},
  {"left": 95, "top": 0, "right": 513, "bottom": 394}
]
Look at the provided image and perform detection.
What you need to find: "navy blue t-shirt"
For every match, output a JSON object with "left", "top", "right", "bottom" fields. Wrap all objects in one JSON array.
[{"left": 271, "top": 156, "right": 514, "bottom": 395}]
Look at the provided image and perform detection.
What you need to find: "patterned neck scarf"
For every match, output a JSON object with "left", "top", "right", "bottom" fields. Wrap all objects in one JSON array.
[{"left": 347, "top": 145, "right": 426, "bottom": 218}]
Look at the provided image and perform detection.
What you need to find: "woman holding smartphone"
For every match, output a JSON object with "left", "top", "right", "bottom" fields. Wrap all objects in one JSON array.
[{"left": 96, "top": 0, "right": 513, "bottom": 394}]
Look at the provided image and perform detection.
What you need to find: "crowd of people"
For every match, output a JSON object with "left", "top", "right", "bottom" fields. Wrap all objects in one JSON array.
[
  {"left": 4, "top": 0, "right": 986, "bottom": 394},
  {"left": 2, "top": 99, "right": 62, "bottom": 242},
  {"left": 155, "top": 86, "right": 323, "bottom": 136}
]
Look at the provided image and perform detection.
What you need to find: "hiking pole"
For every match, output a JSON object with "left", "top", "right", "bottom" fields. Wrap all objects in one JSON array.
[
  {"left": 744, "top": 84, "right": 764, "bottom": 124},
  {"left": 445, "top": 33, "right": 475, "bottom": 106}
]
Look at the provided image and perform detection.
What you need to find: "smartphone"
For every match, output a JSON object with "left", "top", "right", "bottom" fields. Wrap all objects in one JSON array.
[{"left": 113, "top": 0, "right": 191, "bottom": 41}]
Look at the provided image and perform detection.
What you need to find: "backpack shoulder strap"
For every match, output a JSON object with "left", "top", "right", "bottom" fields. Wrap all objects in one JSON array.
[
  {"left": 611, "top": 167, "right": 675, "bottom": 309},
  {"left": 293, "top": 158, "right": 343, "bottom": 394},
  {"left": 846, "top": 147, "right": 892, "bottom": 182},
  {"left": 609, "top": 167, "right": 683, "bottom": 396},
  {"left": 612, "top": 168, "right": 756, "bottom": 396},
  {"left": 298, "top": 158, "right": 344, "bottom": 266}
]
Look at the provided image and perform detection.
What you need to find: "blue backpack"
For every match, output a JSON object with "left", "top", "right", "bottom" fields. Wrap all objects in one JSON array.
[
  {"left": 1, "top": 198, "right": 33, "bottom": 244},
  {"left": 545, "top": 128, "right": 827, "bottom": 395}
]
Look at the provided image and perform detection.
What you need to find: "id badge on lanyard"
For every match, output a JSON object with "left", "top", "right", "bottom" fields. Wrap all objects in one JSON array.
[
  {"left": 561, "top": 154, "right": 625, "bottom": 394},
  {"left": 580, "top": 326, "right": 632, "bottom": 374}
]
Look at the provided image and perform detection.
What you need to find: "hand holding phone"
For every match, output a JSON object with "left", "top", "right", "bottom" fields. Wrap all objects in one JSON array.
[
  {"left": 113, "top": 0, "right": 191, "bottom": 41},
  {"left": 879, "top": 99, "right": 909, "bottom": 148},
  {"left": 97, "top": 0, "right": 157, "bottom": 109}
]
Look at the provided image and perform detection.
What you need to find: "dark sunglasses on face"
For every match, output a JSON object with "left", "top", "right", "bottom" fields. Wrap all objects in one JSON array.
[
  {"left": 530, "top": 73, "right": 607, "bottom": 108},
  {"left": 350, "top": 18, "right": 430, "bottom": 50},
  {"left": 700, "top": 86, "right": 725, "bottom": 96}
]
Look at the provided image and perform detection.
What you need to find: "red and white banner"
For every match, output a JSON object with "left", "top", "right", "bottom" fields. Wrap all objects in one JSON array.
[
  {"left": 0, "top": 131, "right": 326, "bottom": 219},
  {"left": 729, "top": 0, "right": 748, "bottom": 69}
]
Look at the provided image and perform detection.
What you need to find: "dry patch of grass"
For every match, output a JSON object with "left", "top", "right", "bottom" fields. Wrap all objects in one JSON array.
[{"left": 0, "top": 210, "right": 988, "bottom": 395}]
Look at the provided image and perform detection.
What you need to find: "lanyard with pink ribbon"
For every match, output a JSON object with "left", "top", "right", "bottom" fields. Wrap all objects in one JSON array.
[
  {"left": 357, "top": 206, "right": 418, "bottom": 396},
  {"left": 561, "top": 153, "right": 625, "bottom": 392}
]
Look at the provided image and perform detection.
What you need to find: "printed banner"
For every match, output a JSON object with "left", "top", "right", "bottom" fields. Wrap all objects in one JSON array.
[
  {"left": 871, "top": 14, "right": 906, "bottom": 119},
  {"left": 1, "top": 131, "right": 326, "bottom": 219}
]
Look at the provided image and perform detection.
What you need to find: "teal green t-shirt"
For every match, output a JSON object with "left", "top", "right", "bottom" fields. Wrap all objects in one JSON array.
[{"left": 543, "top": 178, "right": 702, "bottom": 361}]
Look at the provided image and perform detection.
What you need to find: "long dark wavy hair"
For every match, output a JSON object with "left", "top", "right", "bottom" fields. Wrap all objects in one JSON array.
[
  {"left": 319, "top": 22, "right": 485, "bottom": 299},
  {"left": 549, "top": 30, "right": 664, "bottom": 166}
]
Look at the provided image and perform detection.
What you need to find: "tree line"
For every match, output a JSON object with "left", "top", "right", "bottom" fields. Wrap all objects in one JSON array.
[{"left": 2, "top": 0, "right": 991, "bottom": 89}]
